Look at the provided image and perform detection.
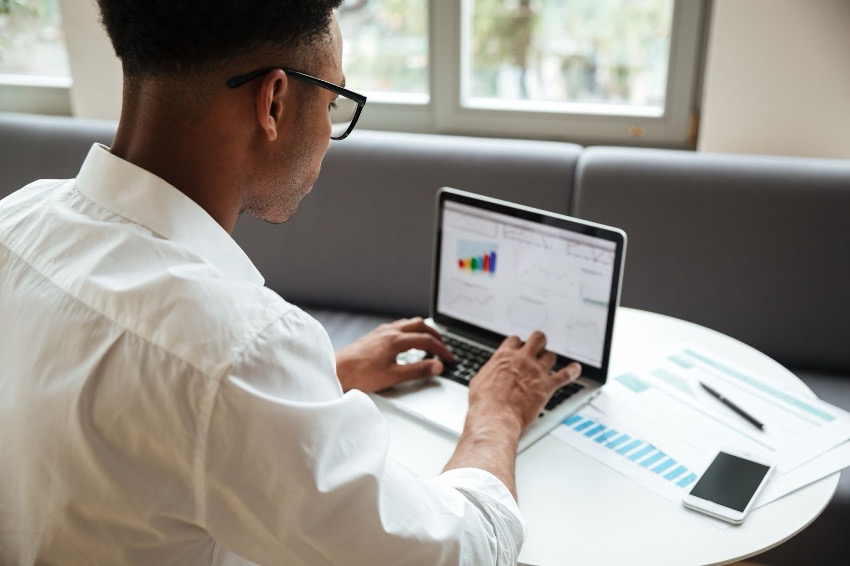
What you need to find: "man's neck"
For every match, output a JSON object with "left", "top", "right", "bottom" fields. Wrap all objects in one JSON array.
[{"left": 110, "top": 84, "right": 248, "bottom": 234}]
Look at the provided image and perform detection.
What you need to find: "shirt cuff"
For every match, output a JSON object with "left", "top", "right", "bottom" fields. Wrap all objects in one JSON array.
[{"left": 436, "top": 467, "right": 527, "bottom": 562}]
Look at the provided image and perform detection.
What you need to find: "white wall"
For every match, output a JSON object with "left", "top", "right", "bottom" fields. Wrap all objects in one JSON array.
[
  {"left": 698, "top": 0, "right": 850, "bottom": 159},
  {"left": 59, "top": 0, "right": 121, "bottom": 120}
]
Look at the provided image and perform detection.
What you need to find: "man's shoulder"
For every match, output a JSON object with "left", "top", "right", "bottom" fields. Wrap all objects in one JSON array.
[
  {"left": 0, "top": 178, "right": 70, "bottom": 225},
  {"left": 3, "top": 180, "right": 311, "bottom": 375},
  {"left": 84, "top": 251, "right": 306, "bottom": 376},
  {"left": 2, "top": 176, "right": 328, "bottom": 375}
]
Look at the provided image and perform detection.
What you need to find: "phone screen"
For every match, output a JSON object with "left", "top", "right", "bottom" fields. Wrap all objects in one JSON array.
[{"left": 689, "top": 452, "right": 772, "bottom": 512}]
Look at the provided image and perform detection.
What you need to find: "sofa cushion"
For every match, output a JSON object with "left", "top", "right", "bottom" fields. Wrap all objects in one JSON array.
[
  {"left": 234, "top": 130, "right": 583, "bottom": 317},
  {"left": 573, "top": 146, "right": 850, "bottom": 373}
]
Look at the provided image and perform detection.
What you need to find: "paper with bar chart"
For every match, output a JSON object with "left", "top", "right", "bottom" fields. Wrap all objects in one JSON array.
[
  {"left": 551, "top": 345, "right": 850, "bottom": 507},
  {"left": 437, "top": 202, "right": 616, "bottom": 367}
]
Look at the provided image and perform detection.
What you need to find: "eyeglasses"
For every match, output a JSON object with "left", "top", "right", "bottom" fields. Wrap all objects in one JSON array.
[{"left": 226, "top": 67, "right": 367, "bottom": 140}]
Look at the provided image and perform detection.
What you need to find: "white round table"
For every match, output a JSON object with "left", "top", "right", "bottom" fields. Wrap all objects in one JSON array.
[{"left": 377, "top": 308, "right": 839, "bottom": 565}]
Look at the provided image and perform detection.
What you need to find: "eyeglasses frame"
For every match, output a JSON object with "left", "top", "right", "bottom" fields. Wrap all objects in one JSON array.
[{"left": 226, "top": 67, "right": 367, "bottom": 140}]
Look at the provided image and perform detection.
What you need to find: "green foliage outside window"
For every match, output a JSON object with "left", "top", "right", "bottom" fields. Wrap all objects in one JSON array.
[
  {"left": 0, "top": 0, "right": 68, "bottom": 76},
  {"left": 337, "top": 0, "right": 429, "bottom": 95},
  {"left": 469, "top": 0, "right": 674, "bottom": 107}
]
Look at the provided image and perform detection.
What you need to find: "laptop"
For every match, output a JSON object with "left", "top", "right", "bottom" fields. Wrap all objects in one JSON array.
[{"left": 376, "top": 187, "right": 627, "bottom": 452}]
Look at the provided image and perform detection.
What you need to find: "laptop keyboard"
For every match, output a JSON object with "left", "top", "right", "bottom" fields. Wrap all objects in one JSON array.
[
  {"left": 441, "top": 336, "right": 490, "bottom": 386},
  {"left": 397, "top": 336, "right": 585, "bottom": 412}
]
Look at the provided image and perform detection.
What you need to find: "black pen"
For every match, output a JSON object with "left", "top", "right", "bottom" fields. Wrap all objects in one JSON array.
[{"left": 699, "top": 381, "right": 766, "bottom": 431}]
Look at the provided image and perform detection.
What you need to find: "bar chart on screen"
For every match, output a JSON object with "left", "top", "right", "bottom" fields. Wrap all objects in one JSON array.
[{"left": 457, "top": 240, "right": 498, "bottom": 275}]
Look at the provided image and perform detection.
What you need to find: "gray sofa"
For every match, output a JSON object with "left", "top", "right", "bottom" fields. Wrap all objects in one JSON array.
[{"left": 2, "top": 112, "right": 848, "bottom": 565}]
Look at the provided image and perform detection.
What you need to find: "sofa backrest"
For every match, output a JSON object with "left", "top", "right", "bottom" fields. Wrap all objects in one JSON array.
[
  {"left": 233, "top": 130, "right": 582, "bottom": 316},
  {"left": 0, "top": 113, "right": 116, "bottom": 196},
  {"left": 0, "top": 114, "right": 581, "bottom": 319},
  {"left": 573, "top": 146, "right": 850, "bottom": 372},
  {"left": 4, "top": 112, "right": 849, "bottom": 373}
]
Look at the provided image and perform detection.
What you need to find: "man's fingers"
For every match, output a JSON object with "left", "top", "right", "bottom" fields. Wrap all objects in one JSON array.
[
  {"left": 538, "top": 350, "right": 557, "bottom": 369},
  {"left": 394, "top": 358, "right": 444, "bottom": 383},
  {"left": 396, "top": 333, "right": 455, "bottom": 361},
  {"left": 394, "top": 317, "right": 438, "bottom": 337},
  {"left": 393, "top": 318, "right": 451, "bottom": 350},
  {"left": 521, "top": 331, "right": 547, "bottom": 356},
  {"left": 552, "top": 362, "right": 582, "bottom": 390},
  {"left": 501, "top": 335, "right": 523, "bottom": 349}
]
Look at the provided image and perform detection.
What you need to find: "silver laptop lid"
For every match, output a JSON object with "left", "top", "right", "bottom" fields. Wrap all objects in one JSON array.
[{"left": 431, "top": 187, "right": 627, "bottom": 383}]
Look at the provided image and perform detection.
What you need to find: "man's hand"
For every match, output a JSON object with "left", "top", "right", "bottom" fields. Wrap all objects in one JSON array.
[
  {"left": 444, "top": 331, "right": 581, "bottom": 499},
  {"left": 469, "top": 331, "right": 582, "bottom": 430},
  {"left": 335, "top": 317, "right": 455, "bottom": 393}
]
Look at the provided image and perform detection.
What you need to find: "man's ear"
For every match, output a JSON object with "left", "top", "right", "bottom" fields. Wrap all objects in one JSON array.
[{"left": 255, "top": 69, "right": 290, "bottom": 142}]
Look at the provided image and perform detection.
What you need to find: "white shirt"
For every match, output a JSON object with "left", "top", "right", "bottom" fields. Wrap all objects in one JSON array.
[{"left": 0, "top": 145, "right": 525, "bottom": 565}]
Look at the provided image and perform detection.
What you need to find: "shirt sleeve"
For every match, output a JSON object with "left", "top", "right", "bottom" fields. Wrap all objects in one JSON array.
[{"left": 199, "top": 308, "right": 526, "bottom": 565}]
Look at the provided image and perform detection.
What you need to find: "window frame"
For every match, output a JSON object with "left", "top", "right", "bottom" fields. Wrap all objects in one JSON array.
[
  {"left": 356, "top": 0, "right": 710, "bottom": 148},
  {"left": 0, "top": 75, "right": 71, "bottom": 116},
  {"left": 1, "top": 0, "right": 710, "bottom": 148}
]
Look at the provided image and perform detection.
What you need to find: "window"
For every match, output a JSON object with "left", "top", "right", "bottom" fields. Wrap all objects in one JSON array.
[
  {"left": 0, "top": 0, "right": 71, "bottom": 114},
  {"left": 465, "top": 0, "right": 674, "bottom": 116},
  {"left": 339, "top": 0, "right": 709, "bottom": 147},
  {"left": 338, "top": 0, "right": 429, "bottom": 103},
  {"left": 2, "top": 0, "right": 707, "bottom": 146},
  {"left": 0, "top": 0, "right": 69, "bottom": 78}
]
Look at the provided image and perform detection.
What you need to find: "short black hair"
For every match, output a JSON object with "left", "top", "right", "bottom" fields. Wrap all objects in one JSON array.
[{"left": 97, "top": 0, "right": 344, "bottom": 77}]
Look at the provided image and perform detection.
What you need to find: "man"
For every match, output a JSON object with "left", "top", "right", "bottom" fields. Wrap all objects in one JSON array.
[{"left": 0, "top": 1, "right": 580, "bottom": 564}]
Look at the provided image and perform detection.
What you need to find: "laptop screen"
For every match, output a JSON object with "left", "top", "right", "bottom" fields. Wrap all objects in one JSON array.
[{"left": 432, "top": 188, "right": 626, "bottom": 379}]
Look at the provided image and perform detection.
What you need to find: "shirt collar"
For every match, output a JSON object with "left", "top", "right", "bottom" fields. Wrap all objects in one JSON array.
[{"left": 76, "top": 144, "right": 264, "bottom": 286}]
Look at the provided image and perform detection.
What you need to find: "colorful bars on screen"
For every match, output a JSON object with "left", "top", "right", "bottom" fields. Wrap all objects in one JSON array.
[{"left": 458, "top": 251, "right": 497, "bottom": 273}]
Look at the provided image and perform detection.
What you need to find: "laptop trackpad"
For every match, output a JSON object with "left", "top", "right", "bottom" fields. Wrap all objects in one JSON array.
[{"left": 377, "top": 378, "right": 467, "bottom": 436}]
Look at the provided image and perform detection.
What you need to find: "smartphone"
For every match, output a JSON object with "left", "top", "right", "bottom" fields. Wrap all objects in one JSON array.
[{"left": 682, "top": 450, "right": 774, "bottom": 524}]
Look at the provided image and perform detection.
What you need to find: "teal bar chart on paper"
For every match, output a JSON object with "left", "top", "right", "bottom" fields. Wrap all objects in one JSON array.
[
  {"left": 551, "top": 344, "right": 850, "bottom": 508},
  {"left": 555, "top": 409, "right": 702, "bottom": 503}
]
